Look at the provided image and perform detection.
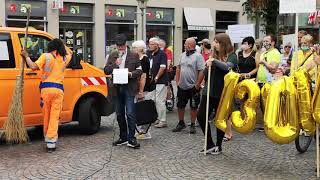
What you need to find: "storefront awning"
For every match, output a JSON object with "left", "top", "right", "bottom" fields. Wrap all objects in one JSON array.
[{"left": 184, "top": 8, "right": 214, "bottom": 31}]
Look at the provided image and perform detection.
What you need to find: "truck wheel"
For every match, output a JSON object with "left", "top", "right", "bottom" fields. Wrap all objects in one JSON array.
[{"left": 78, "top": 97, "right": 101, "bottom": 135}]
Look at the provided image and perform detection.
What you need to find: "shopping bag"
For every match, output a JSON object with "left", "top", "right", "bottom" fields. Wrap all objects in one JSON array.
[{"left": 135, "top": 100, "right": 158, "bottom": 126}]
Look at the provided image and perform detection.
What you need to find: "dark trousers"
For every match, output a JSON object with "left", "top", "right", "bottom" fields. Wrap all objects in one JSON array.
[
  {"left": 258, "top": 83, "right": 265, "bottom": 113},
  {"left": 113, "top": 86, "right": 136, "bottom": 141},
  {"left": 197, "top": 95, "right": 225, "bottom": 150}
]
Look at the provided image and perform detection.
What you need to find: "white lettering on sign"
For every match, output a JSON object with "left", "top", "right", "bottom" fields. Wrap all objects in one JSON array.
[
  {"left": 0, "top": 41, "right": 9, "bottom": 61},
  {"left": 280, "top": 0, "right": 316, "bottom": 14}
]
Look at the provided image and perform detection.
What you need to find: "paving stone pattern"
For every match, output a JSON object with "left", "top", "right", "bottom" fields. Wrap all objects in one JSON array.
[{"left": 0, "top": 111, "right": 317, "bottom": 180}]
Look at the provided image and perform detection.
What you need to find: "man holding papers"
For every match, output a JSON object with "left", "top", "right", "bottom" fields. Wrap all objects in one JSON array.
[{"left": 104, "top": 34, "right": 142, "bottom": 149}]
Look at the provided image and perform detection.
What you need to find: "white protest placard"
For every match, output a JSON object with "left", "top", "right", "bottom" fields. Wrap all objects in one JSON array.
[
  {"left": 282, "top": 34, "right": 296, "bottom": 48},
  {"left": 0, "top": 41, "right": 9, "bottom": 61},
  {"left": 227, "top": 24, "right": 255, "bottom": 44},
  {"left": 280, "top": 0, "right": 316, "bottom": 14},
  {"left": 113, "top": 68, "right": 128, "bottom": 84}
]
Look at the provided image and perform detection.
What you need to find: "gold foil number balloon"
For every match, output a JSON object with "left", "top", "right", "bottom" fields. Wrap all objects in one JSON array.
[
  {"left": 264, "top": 77, "right": 300, "bottom": 144},
  {"left": 231, "top": 79, "right": 261, "bottom": 134},
  {"left": 294, "top": 69, "right": 315, "bottom": 134},
  {"left": 215, "top": 71, "right": 240, "bottom": 132},
  {"left": 312, "top": 73, "right": 320, "bottom": 123},
  {"left": 261, "top": 83, "right": 271, "bottom": 112}
]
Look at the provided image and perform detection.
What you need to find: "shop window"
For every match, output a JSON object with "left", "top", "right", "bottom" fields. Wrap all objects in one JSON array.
[
  {"left": 147, "top": 25, "right": 173, "bottom": 46},
  {"left": 18, "top": 34, "right": 50, "bottom": 62},
  {"left": 7, "top": 16, "right": 46, "bottom": 31},
  {"left": 0, "top": 33, "right": 15, "bottom": 68},
  {"left": 106, "top": 24, "right": 136, "bottom": 50},
  {"left": 216, "top": 11, "right": 239, "bottom": 33}
]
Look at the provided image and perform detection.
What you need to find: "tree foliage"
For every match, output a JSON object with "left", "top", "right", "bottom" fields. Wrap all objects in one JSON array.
[{"left": 242, "top": 0, "right": 279, "bottom": 35}]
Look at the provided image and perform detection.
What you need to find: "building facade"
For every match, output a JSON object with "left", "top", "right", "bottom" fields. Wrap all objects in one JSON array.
[{"left": 0, "top": 0, "right": 248, "bottom": 68}]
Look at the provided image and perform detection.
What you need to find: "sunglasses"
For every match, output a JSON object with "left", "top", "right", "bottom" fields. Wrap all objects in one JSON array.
[{"left": 284, "top": 46, "right": 291, "bottom": 48}]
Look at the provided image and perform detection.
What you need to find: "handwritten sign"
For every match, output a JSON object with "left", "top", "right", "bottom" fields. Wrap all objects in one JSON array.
[{"left": 280, "top": 0, "right": 316, "bottom": 14}]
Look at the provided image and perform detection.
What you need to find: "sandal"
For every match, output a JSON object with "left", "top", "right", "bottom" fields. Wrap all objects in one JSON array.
[{"left": 223, "top": 136, "right": 232, "bottom": 142}]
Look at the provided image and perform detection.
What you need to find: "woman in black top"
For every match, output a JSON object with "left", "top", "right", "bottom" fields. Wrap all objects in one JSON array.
[
  {"left": 223, "top": 36, "right": 259, "bottom": 141},
  {"left": 197, "top": 33, "right": 238, "bottom": 155},
  {"left": 238, "top": 36, "right": 258, "bottom": 79}
]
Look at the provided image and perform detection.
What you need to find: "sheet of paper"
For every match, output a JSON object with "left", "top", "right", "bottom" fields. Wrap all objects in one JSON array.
[
  {"left": 77, "top": 48, "right": 83, "bottom": 54},
  {"left": 0, "top": 41, "right": 9, "bottom": 61},
  {"left": 113, "top": 68, "right": 128, "bottom": 84}
]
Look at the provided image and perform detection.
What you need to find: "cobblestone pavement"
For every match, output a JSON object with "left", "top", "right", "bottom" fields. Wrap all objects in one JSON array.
[{"left": 0, "top": 110, "right": 318, "bottom": 180}]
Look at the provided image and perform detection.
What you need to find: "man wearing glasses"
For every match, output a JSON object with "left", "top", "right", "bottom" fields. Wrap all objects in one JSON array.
[{"left": 146, "top": 37, "right": 168, "bottom": 128}]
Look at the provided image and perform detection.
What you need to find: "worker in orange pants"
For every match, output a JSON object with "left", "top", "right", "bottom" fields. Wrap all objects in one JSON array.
[
  {"left": 21, "top": 38, "right": 72, "bottom": 152},
  {"left": 41, "top": 88, "right": 64, "bottom": 146}
]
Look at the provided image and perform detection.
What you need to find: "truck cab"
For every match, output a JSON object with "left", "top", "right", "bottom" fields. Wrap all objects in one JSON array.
[{"left": 0, "top": 27, "right": 114, "bottom": 134}]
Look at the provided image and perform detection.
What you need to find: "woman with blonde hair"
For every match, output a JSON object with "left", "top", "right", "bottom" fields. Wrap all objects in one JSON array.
[
  {"left": 197, "top": 33, "right": 238, "bottom": 154},
  {"left": 291, "top": 34, "right": 317, "bottom": 81}
]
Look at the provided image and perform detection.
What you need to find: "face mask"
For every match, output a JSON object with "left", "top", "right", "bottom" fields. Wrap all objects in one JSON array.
[
  {"left": 263, "top": 42, "right": 271, "bottom": 50},
  {"left": 301, "top": 45, "right": 310, "bottom": 52},
  {"left": 186, "top": 49, "right": 196, "bottom": 56},
  {"left": 241, "top": 44, "right": 249, "bottom": 51}
]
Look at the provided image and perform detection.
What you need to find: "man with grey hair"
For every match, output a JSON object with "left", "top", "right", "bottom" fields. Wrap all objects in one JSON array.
[
  {"left": 147, "top": 37, "right": 169, "bottom": 128},
  {"left": 173, "top": 37, "right": 205, "bottom": 134}
]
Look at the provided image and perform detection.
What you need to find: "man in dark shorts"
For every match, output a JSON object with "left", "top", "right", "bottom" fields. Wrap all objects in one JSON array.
[{"left": 173, "top": 38, "right": 205, "bottom": 134}]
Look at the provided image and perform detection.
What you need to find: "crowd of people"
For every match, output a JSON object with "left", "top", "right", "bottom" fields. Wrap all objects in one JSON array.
[
  {"left": 104, "top": 30, "right": 320, "bottom": 153},
  {"left": 18, "top": 27, "right": 320, "bottom": 154}
]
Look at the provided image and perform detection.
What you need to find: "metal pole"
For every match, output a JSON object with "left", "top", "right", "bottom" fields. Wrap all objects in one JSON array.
[
  {"left": 295, "top": 13, "right": 299, "bottom": 50},
  {"left": 142, "top": 8, "right": 147, "bottom": 42}
]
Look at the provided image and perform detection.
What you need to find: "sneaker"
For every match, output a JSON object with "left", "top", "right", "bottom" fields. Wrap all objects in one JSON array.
[
  {"left": 190, "top": 124, "right": 196, "bottom": 134},
  {"left": 172, "top": 122, "right": 186, "bottom": 132},
  {"left": 299, "top": 129, "right": 310, "bottom": 136},
  {"left": 211, "top": 146, "right": 222, "bottom": 155},
  {"left": 46, "top": 142, "right": 56, "bottom": 153},
  {"left": 199, "top": 146, "right": 216, "bottom": 154},
  {"left": 47, "top": 147, "right": 56, "bottom": 153},
  {"left": 258, "top": 127, "right": 264, "bottom": 132},
  {"left": 223, "top": 136, "right": 232, "bottom": 142},
  {"left": 188, "top": 121, "right": 199, "bottom": 127},
  {"left": 136, "top": 132, "right": 152, "bottom": 140},
  {"left": 154, "top": 122, "right": 168, "bottom": 128},
  {"left": 127, "top": 139, "right": 140, "bottom": 149},
  {"left": 112, "top": 138, "right": 128, "bottom": 146},
  {"left": 153, "top": 120, "right": 160, "bottom": 125}
]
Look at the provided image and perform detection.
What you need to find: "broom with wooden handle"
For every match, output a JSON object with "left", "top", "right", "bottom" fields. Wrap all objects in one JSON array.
[{"left": 3, "top": 7, "right": 31, "bottom": 143}]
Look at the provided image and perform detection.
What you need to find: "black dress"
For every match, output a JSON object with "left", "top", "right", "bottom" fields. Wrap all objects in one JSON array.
[{"left": 237, "top": 50, "right": 257, "bottom": 78}]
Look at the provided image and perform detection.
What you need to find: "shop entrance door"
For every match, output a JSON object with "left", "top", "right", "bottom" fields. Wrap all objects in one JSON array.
[{"left": 59, "top": 27, "right": 93, "bottom": 64}]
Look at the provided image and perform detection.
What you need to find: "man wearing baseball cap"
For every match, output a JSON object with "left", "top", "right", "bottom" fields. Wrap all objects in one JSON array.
[{"left": 198, "top": 39, "right": 211, "bottom": 61}]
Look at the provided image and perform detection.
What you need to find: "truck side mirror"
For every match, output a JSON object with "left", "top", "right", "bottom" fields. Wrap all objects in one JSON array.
[{"left": 68, "top": 51, "right": 82, "bottom": 69}]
